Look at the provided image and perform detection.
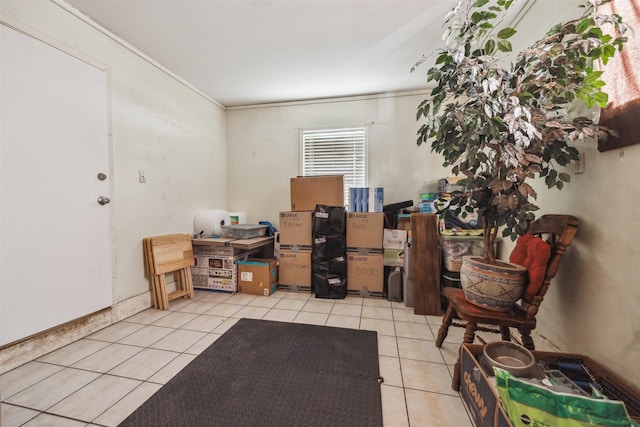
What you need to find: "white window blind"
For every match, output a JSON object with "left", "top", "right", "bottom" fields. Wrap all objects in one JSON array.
[{"left": 301, "top": 127, "right": 367, "bottom": 207}]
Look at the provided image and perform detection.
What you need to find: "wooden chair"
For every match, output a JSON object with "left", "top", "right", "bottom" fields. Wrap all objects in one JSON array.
[
  {"left": 435, "top": 214, "right": 579, "bottom": 390},
  {"left": 143, "top": 234, "right": 196, "bottom": 310}
]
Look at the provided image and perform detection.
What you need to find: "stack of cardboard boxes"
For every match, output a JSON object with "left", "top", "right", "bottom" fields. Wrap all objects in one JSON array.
[
  {"left": 278, "top": 175, "right": 345, "bottom": 291},
  {"left": 346, "top": 212, "right": 384, "bottom": 294},
  {"left": 279, "top": 211, "right": 387, "bottom": 295},
  {"left": 279, "top": 175, "right": 389, "bottom": 296},
  {"left": 278, "top": 211, "right": 313, "bottom": 291}
]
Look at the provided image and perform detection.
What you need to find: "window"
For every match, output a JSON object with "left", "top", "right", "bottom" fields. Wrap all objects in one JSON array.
[{"left": 300, "top": 127, "right": 367, "bottom": 207}]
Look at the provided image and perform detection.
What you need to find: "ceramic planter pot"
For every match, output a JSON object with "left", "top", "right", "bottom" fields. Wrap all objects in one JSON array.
[{"left": 460, "top": 255, "right": 526, "bottom": 312}]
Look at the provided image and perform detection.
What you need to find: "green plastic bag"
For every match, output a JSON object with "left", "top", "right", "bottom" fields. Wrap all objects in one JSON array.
[{"left": 495, "top": 368, "right": 639, "bottom": 427}]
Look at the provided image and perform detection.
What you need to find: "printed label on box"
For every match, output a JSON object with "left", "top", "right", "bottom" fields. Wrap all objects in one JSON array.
[{"left": 241, "top": 271, "right": 253, "bottom": 282}]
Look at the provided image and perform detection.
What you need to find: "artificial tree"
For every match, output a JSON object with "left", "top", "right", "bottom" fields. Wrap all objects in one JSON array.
[{"left": 415, "top": 0, "right": 629, "bottom": 264}]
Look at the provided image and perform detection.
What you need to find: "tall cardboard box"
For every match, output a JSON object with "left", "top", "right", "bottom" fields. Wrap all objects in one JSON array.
[
  {"left": 237, "top": 258, "right": 278, "bottom": 296},
  {"left": 278, "top": 249, "right": 312, "bottom": 289},
  {"left": 290, "top": 175, "right": 344, "bottom": 211},
  {"left": 347, "top": 253, "right": 384, "bottom": 293},
  {"left": 346, "top": 212, "right": 384, "bottom": 250},
  {"left": 279, "top": 211, "right": 312, "bottom": 246}
]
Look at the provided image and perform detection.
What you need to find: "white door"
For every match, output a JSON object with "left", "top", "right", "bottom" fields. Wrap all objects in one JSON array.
[{"left": 0, "top": 21, "right": 113, "bottom": 345}]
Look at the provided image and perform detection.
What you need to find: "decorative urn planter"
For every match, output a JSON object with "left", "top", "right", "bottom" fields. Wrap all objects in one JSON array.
[{"left": 459, "top": 256, "right": 526, "bottom": 312}]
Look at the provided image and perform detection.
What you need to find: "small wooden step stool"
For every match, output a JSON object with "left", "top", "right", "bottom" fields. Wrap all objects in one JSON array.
[{"left": 143, "top": 234, "right": 195, "bottom": 310}]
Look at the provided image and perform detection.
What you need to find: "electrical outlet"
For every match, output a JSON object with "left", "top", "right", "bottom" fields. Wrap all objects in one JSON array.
[{"left": 138, "top": 170, "right": 146, "bottom": 183}]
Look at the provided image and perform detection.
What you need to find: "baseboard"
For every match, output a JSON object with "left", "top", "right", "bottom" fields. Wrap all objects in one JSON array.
[{"left": 0, "top": 291, "right": 152, "bottom": 374}]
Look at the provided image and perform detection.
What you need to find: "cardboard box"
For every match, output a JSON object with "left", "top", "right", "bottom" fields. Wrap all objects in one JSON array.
[
  {"left": 383, "top": 229, "right": 407, "bottom": 267},
  {"left": 346, "top": 212, "right": 384, "bottom": 250},
  {"left": 347, "top": 253, "right": 384, "bottom": 293},
  {"left": 290, "top": 175, "right": 344, "bottom": 211},
  {"left": 459, "top": 344, "right": 640, "bottom": 427},
  {"left": 237, "top": 258, "right": 278, "bottom": 296},
  {"left": 278, "top": 249, "right": 311, "bottom": 288},
  {"left": 279, "top": 211, "right": 312, "bottom": 246}
]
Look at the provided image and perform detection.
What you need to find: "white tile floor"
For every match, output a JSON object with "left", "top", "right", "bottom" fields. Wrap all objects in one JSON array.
[{"left": 1, "top": 290, "right": 484, "bottom": 427}]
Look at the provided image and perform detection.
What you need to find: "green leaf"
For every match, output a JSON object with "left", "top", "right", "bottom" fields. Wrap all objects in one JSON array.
[
  {"left": 474, "top": 0, "right": 490, "bottom": 6},
  {"left": 556, "top": 181, "right": 564, "bottom": 190},
  {"left": 545, "top": 174, "right": 555, "bottom": 188},
  {"left": 484, "top": 39, "right": 496, "bottom": 54},
  {"left": 471, "top": 12, "right": 483, "bottom": 25},
  {"left": 497, "top": 40, "right": 512, "bottom": 52},
  {"left": 497, "top": 27, "right": 517, "bottom": 39},
  {"left": 594, "top": 91, "right": 609, "bottom": 107},
  {"left": 491, "top": 116, "right": 506, "bottom": 127},
  {"left": 559, "top": 173, "right": 571, "bottom": 183},
  {"left": 435, "top": 52, "right": 450, "bottom": 65},
  {"left": 576, "top": 18, "right": 593, "bottom": 34},
  {"left": 588, "top": 27, "right": 603, "bottom": 39},
  {"left": 584, "top": 70, "right": 604, "bottom": 83},
  {"left": 547, "top": 23, "right": 562, "bottom": 35}
]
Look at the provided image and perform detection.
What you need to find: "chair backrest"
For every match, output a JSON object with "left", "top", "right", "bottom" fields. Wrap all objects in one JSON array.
[{"left": 523, "top": 214, "right": 579, "bottom": 319}]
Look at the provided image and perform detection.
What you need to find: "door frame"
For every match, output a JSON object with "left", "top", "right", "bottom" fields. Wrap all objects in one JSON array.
[{"left": 0, "top": 13, "right": 116, "bottom": 345}]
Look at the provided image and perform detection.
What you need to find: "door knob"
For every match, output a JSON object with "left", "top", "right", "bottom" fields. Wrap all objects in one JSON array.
[{"left": 97, "top": 196, "right": 111, "bottom": 205}]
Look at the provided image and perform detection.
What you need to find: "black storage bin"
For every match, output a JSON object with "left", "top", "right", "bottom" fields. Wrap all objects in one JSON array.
[
  {"left": 313, "top": 258, "right": 347, "bottom": 276},
  {"left": 312, "top": 204, "right": 347, "bottom": 299},
  {"left": 312, "top": 272, "right": 347, "bottom": 299},
  {"left": 311, "top": 234, "right": 346, "bottom": 261},
  {"left": 312, "top": 205, "right": 346, "bottom": 236}
]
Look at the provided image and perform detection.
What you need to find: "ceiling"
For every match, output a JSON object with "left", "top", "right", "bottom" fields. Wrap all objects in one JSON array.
[{"left": 62, "top": 0, "right": 574, "bottom": 107}]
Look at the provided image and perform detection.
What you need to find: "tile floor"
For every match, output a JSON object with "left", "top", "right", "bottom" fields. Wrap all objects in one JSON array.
[{"left": 1, "top": 290, "right": 515, "bottom": 426}]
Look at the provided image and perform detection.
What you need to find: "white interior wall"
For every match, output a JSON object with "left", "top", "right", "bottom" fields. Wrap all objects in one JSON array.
[
  {"left": 226, "top": 93, "right": 449, "bottom": 226},
  {"left": 2, "top": 0, "right": 639, "bottom": 390},
  {"left": 509, "top": 0, "right": 640, "bottom": 388},
  {"left": 0, "top": 1, "right": 227, "bottom": 304}
]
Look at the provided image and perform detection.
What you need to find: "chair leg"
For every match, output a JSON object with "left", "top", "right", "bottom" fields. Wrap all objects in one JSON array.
[
  {"left": 451, "top": 344, "right": 464, "bottom": 391},
  {"left": 451, "top": 322, "right": 477, "bottom": 391},
  {"left": 436, "top": 305, "right": 455, "bottom": 347},
  {"left": 519, "top": 328, "right": 535, "bottom": 350},
  {"left": 500, "top": 326, "right": 511, "bottom": 341},
  {"left": 463, "top": 322, "right": 477, "bottom": 344}
]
